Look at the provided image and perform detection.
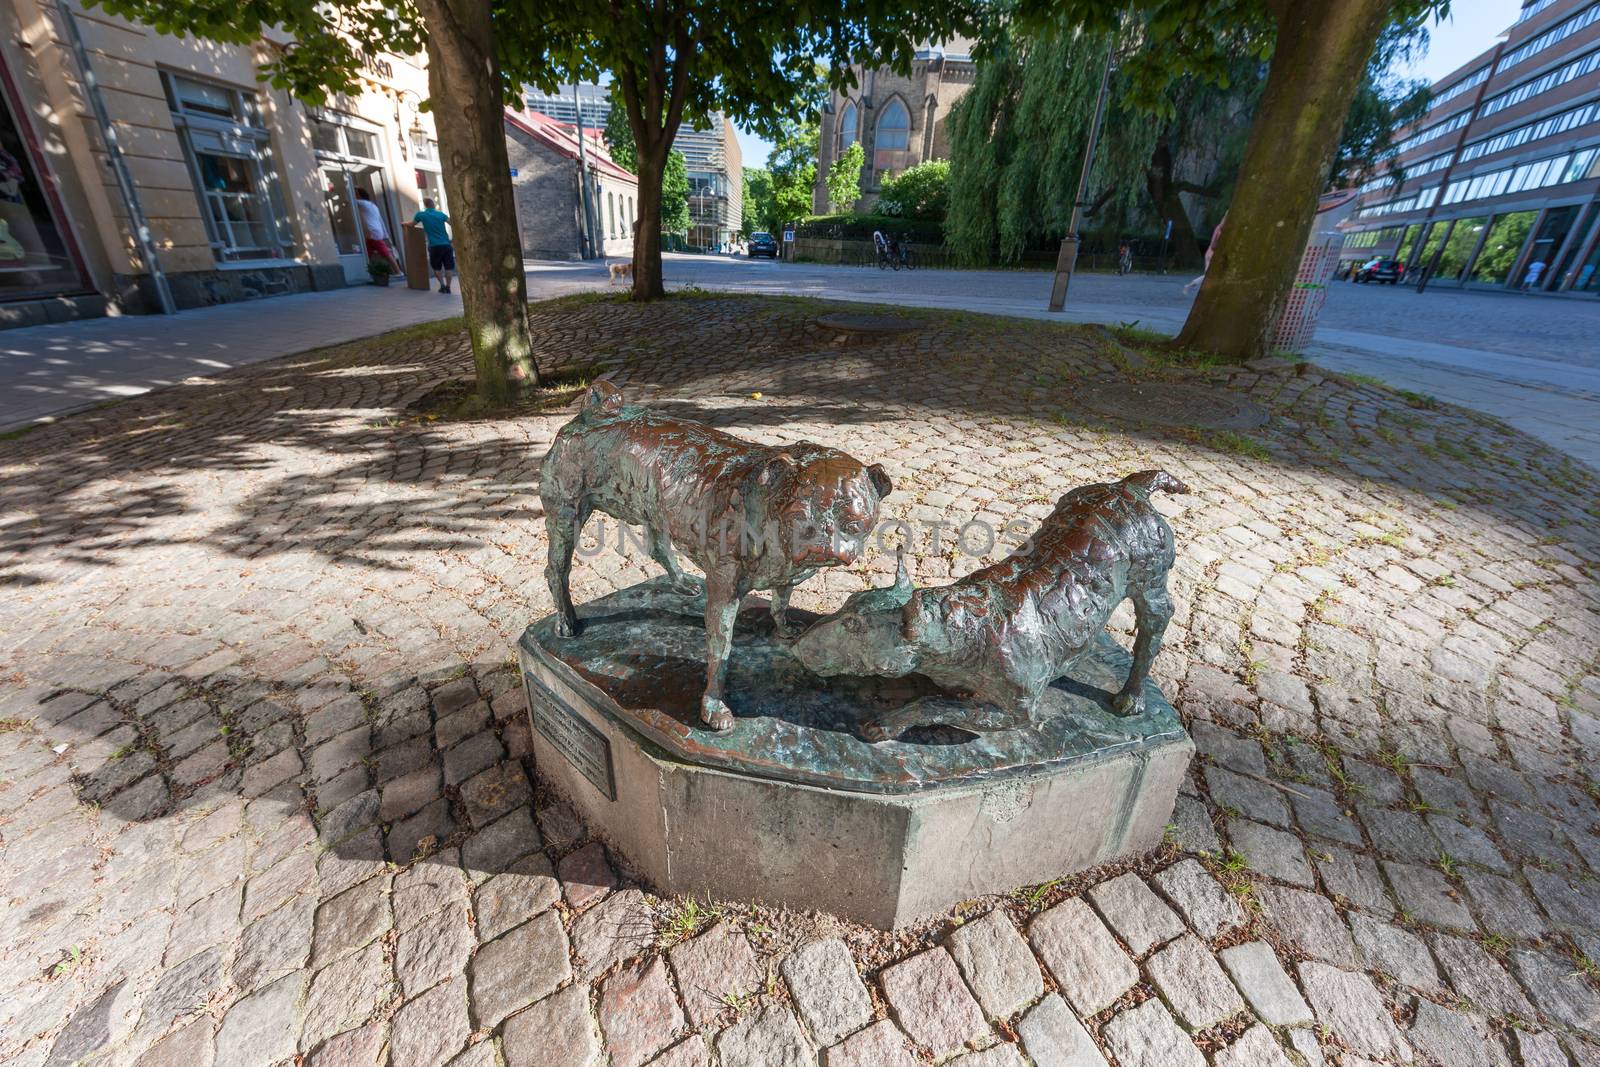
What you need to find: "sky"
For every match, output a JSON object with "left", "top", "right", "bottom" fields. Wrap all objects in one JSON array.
[{"left": 731, "top": 1, "right": 1524, "bottom": 172}]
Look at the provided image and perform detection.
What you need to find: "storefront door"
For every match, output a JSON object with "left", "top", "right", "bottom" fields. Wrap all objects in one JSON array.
[
  {"left": 0, "top": 57, "right": 89, "bottom": 301},
  {"left": 321, "top": 164, "right": 393, "bottom": 284}
]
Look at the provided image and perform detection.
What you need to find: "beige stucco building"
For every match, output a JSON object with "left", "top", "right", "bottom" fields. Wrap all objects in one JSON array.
[
  {"left": 813, "top": 40, "right": 976, "bottom": 214},
  {"left": 0, "top": 1, "right": 447, "bottom": 328}
]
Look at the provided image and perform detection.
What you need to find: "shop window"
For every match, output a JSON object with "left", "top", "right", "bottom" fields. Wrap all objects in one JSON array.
[
  {"left": 1574, "top": 227, "right": 1600, "bottom": 292},
  {"left": 0, "top": 64, "right": 87, "bottom": 298},
  {"left": 1469, "top": 211, "right": 1537, "bottom": 285},
  {"left": 164, "top": 71, "right": 288, "bottom": 262}
]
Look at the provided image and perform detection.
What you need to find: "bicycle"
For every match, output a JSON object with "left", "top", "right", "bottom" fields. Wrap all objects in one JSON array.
[
  {"left": 877, "top": 239, "right": 904, "bottom": 271},
  {"left": 897, "top": 236, "right": 914, "bottom": 271}
]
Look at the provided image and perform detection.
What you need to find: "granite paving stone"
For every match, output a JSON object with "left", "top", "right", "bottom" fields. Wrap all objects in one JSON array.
[
  {"left": 558, "top": 841, "right": 617, "bottom": 910},
  {"left": 1460, "top": 869, "right": 1549, "bottom": 940},
  {"left": 395, "top": 899, "right": 473, "bottom": 997},
  {"left": 390, "top": 975, "right": 470, "bottom": 1067},
  {"left": 1218, "top": 941, "right": 1312, "bottom": 1026},
  {"left": 880, "top": 946, "right": 990, "bottom": 1059},
  {"left": 1517, "top": 1030, "right": 1575, "bottom": 1067},
  {"left": 1254, "top": 885, "right": 1360, "bottom": 968},
  {"left": 301, "top": 940, "right": 394, "bottom": 1050},
  {"left": 1029, "top": 898, "right": 1139, "bottom": 1016},
  {"left": 947, "top": 1044, "right": 1027, "bottom": 1067},
  {"left": 1406, "top": 998, "right": 1510, "bottom": 1067},
  {"left": 1289, "top": 787, "right": 1364, "bottom": 847},
  {"left": 1511, "top": 950, "right": 1600, "bottom": 1031},
  {"left": 1147, "top": 933, "right": 1246, "bottom": 1030},
  {"left": 502, "top": 985, "right": 600, "bottom": 1067},
  {"left": 310, "top": 874, "right": 391, "bottom": 968},
  {"left": 474, "top": 853, "right": 561, "bottom": 942},
  {"left": 1213, "top": 1025, "right": 1295, "bottom": 1067},
  {"left": 1101, "top": 999, "right": 1205, "bottom": 1067},
  {"left": 667, "top": 922, "right": 763, "bottom": 1028},
  {"left": 1383, "top": 861, "right": 1478, "bottom": 932},
  {"left": 781, "top": 937, "right": 873, "bottom": 1045},
  {"left": 1349, "top": 913, "right": 1444, "bottom": 993},
  {"left": 1313, "top": 845, "right": 1396, "bottom": 916},
  {"left": 213, "top": 971, "right": 306, "bottom": 1067},
  {"left": 1089, "top": 873, "right": 1186, "bottom": 956},
  {"left": 1153, "top": 858, "right": 1245, "bottom": 940},
  {"left": 1015, "top": 993, "right": 1106, "bottom": 1067},
  {"left": 1429, "top": 933, "right": 1535, "bottom": 1017},
  {"left": 647, "top": 1037, "right": 714, "bottom": 1067},
  {"left": 1297, "top": 961, "right": 1412, "bottom": 1062},
  {"left": 471, "top": 911, "right": 570, "bottom": 1028},
  {"left": 1228, "top": 818, "right": 1315, "bottom": 886},
  {"left": 946, "top": 909, "right": 1046, "bottom": 1020},
  {"left": 716, "top": 1004, "right": 813, "bottom": 1067},
  {"left": 600, "top": 957, "right": 686, "bottom": 1067},
  {"left": 822, "top": 1020, "right": 919, "bottom": 1067},
  {"left": 570, "top": 887, "right": 655, "bottom": 979}
]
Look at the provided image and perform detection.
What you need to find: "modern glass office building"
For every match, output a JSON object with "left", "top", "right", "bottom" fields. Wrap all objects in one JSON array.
[{"left": 1342, "top": 0, "right": 1600, "bottom": 294}]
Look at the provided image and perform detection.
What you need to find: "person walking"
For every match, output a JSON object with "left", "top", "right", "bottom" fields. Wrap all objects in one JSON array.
[
  {"left": 355, "top": 187, "right": 401, "bottom": 278},
  {"left": 1183, "top": 213, "right": 1227, "bottom": 296},
  {"left": 412, "top": 198, "right": 455, "bottom": 294}
]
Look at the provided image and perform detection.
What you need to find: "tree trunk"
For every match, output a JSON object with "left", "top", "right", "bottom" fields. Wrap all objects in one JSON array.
[
  {"left": 631, "top": 147, "right": 668, "bottom": 300},
  {"left": 1175, "top": 0, "right": 1393, "bottom": 358},
  {"left": 416, "top": 0, "right": 542, "bottom": 397},
  {"left": 1145, "top": 142, "right": 1201, "bottom": 266}
]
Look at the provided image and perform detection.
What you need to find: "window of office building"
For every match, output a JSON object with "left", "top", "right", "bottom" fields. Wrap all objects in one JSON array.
[
  {"left": 164, "top": 71, "right": 289, "bottom": 262},
  {"left": 1519, "top": 205, "right": 1581, "bottom": 288},
  {"left": 1574, "top": 226, "right": 1600, "bottom": 291},
  {"left": 0, "top": 59, "right": 88, "bottom": 298},
  {"left": 1434, "top": 217, "right": 1487, "bottom": 282},
  {"left": 1549, "top": 204, "right": 1596, "bottom": 289},
  {"left": 1414, "top": 220, "right": 1451, "bottom": 271},
  {"left": 1399, "top": 223, "right": 1424, "bottom": 261},
  {"left": 1469, "top": 210, "right": 1537, "bottom": 285}
]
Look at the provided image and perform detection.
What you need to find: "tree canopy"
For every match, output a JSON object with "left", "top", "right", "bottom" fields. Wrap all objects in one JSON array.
[
  {"left": 878, "top": 160, "right": 950, "bottom": 220},
  {"left": 502, "top": 0, "right": 981, "bottom": 296}
]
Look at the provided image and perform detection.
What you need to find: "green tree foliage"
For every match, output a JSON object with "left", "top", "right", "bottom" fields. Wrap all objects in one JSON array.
[
  {"left": 1007, "top": 0, "right": 1447, "bottom": 359},
  {"left": 507, "top": 0, "right": 979, "bottom": 299},
  {"left": 661, "top": 150, "right": 692, "bottom": 236},
  {"left": 604, "top": 91, "right": 638, "bottom": 172},
  {"left": 878, "top": 160, "right": 949, "bottom": 220},
  {"left": 743, "top": 167, "right": 774, "bottom": 234},
  {"left": 1331, "top": 25, "right": 1432, "bottom": 189},
  {"left": 946, "top": 24, "right": 1160, "bottom": 265},
  {"left": 826, "top": 142, "right": 866, "bottom": 212},
  {"left": 768, "top": 117, "right": 820, "bottom": 226}
]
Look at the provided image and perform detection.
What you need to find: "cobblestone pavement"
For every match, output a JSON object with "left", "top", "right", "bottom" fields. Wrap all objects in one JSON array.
[{"left": 2, "top": 295, "right": 1598, "bottom": 1067}]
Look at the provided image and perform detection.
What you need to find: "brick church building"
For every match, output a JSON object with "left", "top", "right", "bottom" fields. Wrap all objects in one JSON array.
[{"left": 812, "top": 39, "right": 977, "bottom": 214}]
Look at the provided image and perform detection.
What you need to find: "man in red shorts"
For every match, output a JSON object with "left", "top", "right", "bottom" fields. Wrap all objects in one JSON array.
[{"left": 355, "top": 187, "right": 400, "bottom": 277}]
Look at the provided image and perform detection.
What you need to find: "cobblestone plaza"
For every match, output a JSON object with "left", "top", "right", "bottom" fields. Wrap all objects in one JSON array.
[{"left": 1, "top": 296, "right": 1598, "bottom": 1065}]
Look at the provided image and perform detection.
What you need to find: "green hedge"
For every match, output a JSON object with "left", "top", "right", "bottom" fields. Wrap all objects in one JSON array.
[{"left": 794, "top": 214, "right": 945, "bottom": 243}]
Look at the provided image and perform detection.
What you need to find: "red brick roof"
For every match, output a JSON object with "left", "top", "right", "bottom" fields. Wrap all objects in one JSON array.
[{"left": 503, "top": 108, "right": 638, "bottom": 184}]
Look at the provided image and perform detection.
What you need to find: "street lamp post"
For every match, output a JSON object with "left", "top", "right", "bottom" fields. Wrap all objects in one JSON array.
[{"left": 1048, "top": 35, "right": 1116, "bottom": 313}]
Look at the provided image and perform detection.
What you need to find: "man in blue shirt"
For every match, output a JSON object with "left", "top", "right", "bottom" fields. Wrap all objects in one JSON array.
[{"left": 412, "top": 199, "right": 454, "bottom": 294}]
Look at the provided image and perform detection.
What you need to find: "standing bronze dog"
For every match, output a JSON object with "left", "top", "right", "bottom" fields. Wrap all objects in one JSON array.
[
  {"left": 793, "top": 470, "right": 1187, "bottom": 741},
  {"left": 541, "top": 382, "right": 893, "bottom": 731}
]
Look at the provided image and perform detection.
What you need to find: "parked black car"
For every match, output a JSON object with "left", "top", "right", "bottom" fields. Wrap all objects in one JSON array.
[
  {"left": 748, "top": 232, "right": 779, "bottom": 258},
  {"left": 1355, "top": 258, "right": 1404, "bottom": 284}
]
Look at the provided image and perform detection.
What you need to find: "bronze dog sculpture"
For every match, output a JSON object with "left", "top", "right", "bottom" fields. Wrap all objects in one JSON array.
[
  {"left": 541, "top": 381, "right": 893, "bottom": 731},
  {"left": 792, "top": 470, "right": 1187, "bottom": 741}
]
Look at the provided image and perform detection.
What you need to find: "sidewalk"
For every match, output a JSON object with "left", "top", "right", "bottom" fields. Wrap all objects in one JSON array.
[
  {"left": 3, "top": 258, "right": 1596, "bottom": 472},
  {"left": 0, "top": 265, "right": 606, "bottom": 432}
]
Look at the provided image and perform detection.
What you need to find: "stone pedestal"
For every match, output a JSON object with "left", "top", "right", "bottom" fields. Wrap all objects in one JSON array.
[{"left": 518, "top": 578, "right": 1192, "bottom": 929}]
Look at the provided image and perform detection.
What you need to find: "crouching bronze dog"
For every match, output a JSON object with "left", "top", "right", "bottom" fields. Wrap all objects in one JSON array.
[
  {"left": 541, "top": 381, "right": 893, "bottom": 732},
  {"left": 792, "top": 470, "right": 1187, "bottom": 742}
]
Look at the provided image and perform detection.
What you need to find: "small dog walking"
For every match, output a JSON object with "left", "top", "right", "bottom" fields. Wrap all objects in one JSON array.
[{"left": 607, "top": 260, "right": 634, "bottom": 284}]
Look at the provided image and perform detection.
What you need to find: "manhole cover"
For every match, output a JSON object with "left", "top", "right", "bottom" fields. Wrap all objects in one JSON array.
[
  {"left": 816, "top": 312, "right": 926, "bottom": 336},
  {"left": 1076, "top": 381, "right": 1269, "bottom": 430}
]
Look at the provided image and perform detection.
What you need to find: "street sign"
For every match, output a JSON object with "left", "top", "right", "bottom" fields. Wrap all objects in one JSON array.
[
  {"left": 783, "top": 229, "right": 795, "bottom": 243},
  {"left": 509, "top": 168, "right": 519, "bottom": 178}
]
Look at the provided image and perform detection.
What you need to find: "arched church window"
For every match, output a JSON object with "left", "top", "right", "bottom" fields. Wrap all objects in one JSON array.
[
  {"left": 875, "top": 99, "right": 910, "bottom": 152},
  {"left": 839, "top": 102, "right": 858, "bottom": 150}
]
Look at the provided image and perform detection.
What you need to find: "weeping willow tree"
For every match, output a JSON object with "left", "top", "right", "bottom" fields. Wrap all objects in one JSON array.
[{"left": 947, "top": 24, "right": 1181, "bottom": 266}]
